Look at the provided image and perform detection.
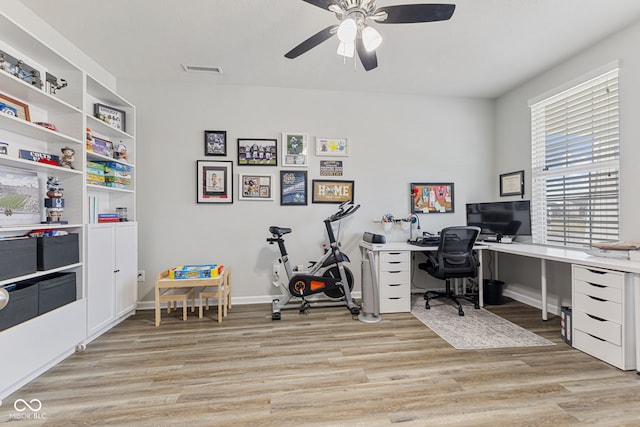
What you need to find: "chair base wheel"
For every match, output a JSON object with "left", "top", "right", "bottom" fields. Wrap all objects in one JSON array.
[{"left": 458, "top": 309, "right": 465, "bottom": 316}]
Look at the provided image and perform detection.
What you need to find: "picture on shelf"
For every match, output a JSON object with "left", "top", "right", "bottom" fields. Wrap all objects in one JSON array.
[
  {"left": 0, "top": 93, "right": 30, "bottom": 121},
  {"left": 0, "top": 166, "right": 41, "bottom": 226},
  {"left": 94, "top": 103, "right": 126, "bottom": 132}
]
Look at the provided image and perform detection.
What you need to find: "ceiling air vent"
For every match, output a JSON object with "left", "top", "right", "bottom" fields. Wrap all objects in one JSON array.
[{"left": 181, "top": 64, "right": 223, "bottom": 74}]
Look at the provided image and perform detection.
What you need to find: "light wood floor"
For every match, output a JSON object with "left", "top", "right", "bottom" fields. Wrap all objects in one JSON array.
[{"left": 4, "top": 299, "right": 640, "bottom": 426}]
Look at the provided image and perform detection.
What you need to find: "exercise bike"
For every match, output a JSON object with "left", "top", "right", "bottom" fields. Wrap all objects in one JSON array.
[{"left": 266, "top": 201, "right": 361, "bottom": 320}]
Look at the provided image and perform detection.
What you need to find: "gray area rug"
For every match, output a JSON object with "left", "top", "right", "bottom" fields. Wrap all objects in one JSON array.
[{"left": 411, "top": 298, "right": 555, "bottom": 350}]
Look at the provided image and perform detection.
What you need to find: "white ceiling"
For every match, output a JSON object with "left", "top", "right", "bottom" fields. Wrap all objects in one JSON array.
[{"left": 18, "top": 0, "right": 640, "bottom": 98}]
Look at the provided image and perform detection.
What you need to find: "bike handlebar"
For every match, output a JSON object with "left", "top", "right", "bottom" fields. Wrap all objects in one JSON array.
[{"left": 327, "top": 202, "right": 360, "bottom": 222}]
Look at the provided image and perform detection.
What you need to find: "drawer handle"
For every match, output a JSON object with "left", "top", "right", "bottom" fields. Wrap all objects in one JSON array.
[
  {"left": 389, "top": 284, "right": 403, "bottom": 287},
  {"left": 587, "top": 333, "right": 606, "bottom": 342},
  {"left": 586, "top": 313, "right": 605, "bottom": 322},
  {"left": 587, "top": 295, "right": 606, "bottom": 302},
  {"left": 388, "top": 252, "right": 402, "bottom": 255},
  {"left": 388, "top": 261, "right": 402, "bottom": 264},
  {"left": 587, "top": 269, "right": 606, "bottom": 275},
  {"left": 388, "top": 297, "right": 401, "bottom": 300},
  {"left": 587, "top": 282, "right": 606, "bottom": 288},
  {"left": 388, "top": 271, "right": 402, "bottom": 274}
]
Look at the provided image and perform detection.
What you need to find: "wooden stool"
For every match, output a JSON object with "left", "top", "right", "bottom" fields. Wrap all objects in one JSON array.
[
  {"left": 199, "top": 268, "right": 231, "bottom": 322},
  {"left": 159, "top": 287, "right": 195, "bottom": 322}
]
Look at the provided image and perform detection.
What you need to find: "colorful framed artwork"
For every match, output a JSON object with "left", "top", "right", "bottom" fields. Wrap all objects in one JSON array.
[
  {"left": 239, "top": 173, "right": 274, "bottom": 201},
  {"left": 94, "top": 103, "right": 126, "bottom": 132},
  {"left": 0, "top": 166, "right": 41, "bottom": 226},
  {"left": 282, "top": 132, "right": 308, "bottom": 167},
  {"left": 237, "top": 138, "right": 277, "bottom": 166},
  {"left": 0, "top": 93, "right": 30, "bottom": 121},
  {"left": 316, "top": 137, "right": 349, "bottom": 157},
  {"left": 197, "top": 160, "right": 233, "bottom": 204},
  {"left": 204, "top": 130, "right": 227, "bottom": 156},
  {"left": 312, "top": 179, "right": 354, "bottom": 204},
  {"left": 410, "top": 182, "right": 454, "bottom": 213},
  {"left": 280, "top": 170, "right": 307, "bottom": 206},
  {"left": 500, "top": 170, "right": 525, "bottom": 197}
]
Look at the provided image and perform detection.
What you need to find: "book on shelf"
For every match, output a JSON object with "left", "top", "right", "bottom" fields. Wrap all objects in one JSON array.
[{"left": 98, "top": 217, "right": 120, "bottom": 223}]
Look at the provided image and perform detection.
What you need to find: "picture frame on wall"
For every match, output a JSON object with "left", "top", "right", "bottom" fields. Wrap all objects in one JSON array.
[
  {"left": 239, "top": 173, "right": 274, "bottom": 201},
  {"left": 282, "top": 132, "right": 308, "bottom": 167},
  {"left": 197, "top": 160, "right": 233, "bottom": 203},
  {"left": 316, "top": 137, "right": 349, "bottom": 157},
  {"left": 94, "top": 103, "right": 126, "bottom": 132},
  {"left": 312, "top": 179, "right": 354, "bottom": 204},
  {"left": 280, "top": 170, "right": 307, "bottom": 206},
  {"left": 0, "top": 93, "right": 30, "bottom": 121},
  {"left": 204, "top": 130, "right": 227, "bottom": 156},
  {"left": 410, "top": 182, "right": 454, "bottom": 213},
  {"left": 237, "top": 138, "right": 277, "bottom": 166},
  {"left": 500, "top": 170, "right": 525, "bottom": 197}
]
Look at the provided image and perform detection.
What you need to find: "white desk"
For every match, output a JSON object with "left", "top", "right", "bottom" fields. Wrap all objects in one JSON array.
[
  {"left": 359, "top": 241, "right": 488, "bottom": 313},
  {"left": 487, "top": 242, "right": 640, "bottom": 320}
]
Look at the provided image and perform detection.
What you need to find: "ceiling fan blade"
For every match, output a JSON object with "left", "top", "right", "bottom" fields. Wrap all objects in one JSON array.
[
  {"left": 356, "top": 38, "right": 378, "bottom": 71},
  {"left": 285, "top": 25, "right": 337, "bottom": 59},
  {"left": 300, "top": 0, "right": 337, "bottom": 11},
  {"left": 375, "top": 4, "right": 455, "bottom": 24}
]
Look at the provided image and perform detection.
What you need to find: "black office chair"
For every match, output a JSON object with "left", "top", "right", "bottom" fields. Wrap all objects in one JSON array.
[{"left": 418, "top": 226, "right": 481, "bottom": 316}]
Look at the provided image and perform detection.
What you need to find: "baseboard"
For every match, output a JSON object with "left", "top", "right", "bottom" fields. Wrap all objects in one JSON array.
[{"left": 502, "top": 288, "right": 562, "bottom": 317}]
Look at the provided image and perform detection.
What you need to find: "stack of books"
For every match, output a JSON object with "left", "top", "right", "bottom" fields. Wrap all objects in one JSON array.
[{"left": 97, "top": 213, "right": 120, "bottom": 223}]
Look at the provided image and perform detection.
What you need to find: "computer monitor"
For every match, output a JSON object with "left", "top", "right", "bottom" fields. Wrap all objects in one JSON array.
[{"left": 466, "top": 200, "right": 532, "bottom": 238}]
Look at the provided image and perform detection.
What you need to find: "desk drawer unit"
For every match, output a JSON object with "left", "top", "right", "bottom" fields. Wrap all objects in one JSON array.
[
  {"left": 378, "top": 251, "right": 411, "bottom": 313},
  {"left": 571, "top": 265, "right": 636, "bottom": 370}
]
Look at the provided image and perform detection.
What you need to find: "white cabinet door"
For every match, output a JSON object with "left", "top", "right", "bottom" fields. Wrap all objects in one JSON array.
[
  {"left": 87, "top": 225, "right": 116, "bottom": 336},
  {"left": 115, "top": 223, "right": 138, "bottom": 317}
]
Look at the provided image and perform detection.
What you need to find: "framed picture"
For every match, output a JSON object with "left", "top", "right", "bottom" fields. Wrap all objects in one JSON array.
[
  {"left": 500, "top": 170, "right": 525, "bottom": 197},
  {"left": 239, "top": 173, "right": 274, "bottom": 201},
  {"left": 94, "top": 103, "right": 126, "bottom": 132},
  {"left": 280, "top": 170, "right": 307, "bottom": 206},
  {"left": 282, "top": 132, "right": 308, "bottom": 167},
  {"left": 410, "top": 182, "right": 454, "bottom": 213},
  {"left": 0, "top": 93, "right": 30, "bottom": 121},
  {"left": 204, "top": 130, "right": 227, "bottom": 156},
  {"left": 237, "top": 138, "right": 277, "bottom": 166},
  {"left": 316, "top": 137, "right": 349, "bottom": 157},
  {"left": 312, "top": 179, "right": 354, "bottom": 204},
  {"left": 197, "top": 160, "right": 233, "bottom": 204}
]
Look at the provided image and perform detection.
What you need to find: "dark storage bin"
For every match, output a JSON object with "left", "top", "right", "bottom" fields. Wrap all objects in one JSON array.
[
  {"left": 0, "top": 237, "right": 37, "bottom": 281},
  {"left": 483, "top": 279, "right": 505, "bottom": 305},
  {"left": 36, "top": 233, "right": 79, "bottom": 270},
  {"left": 0, "top": 283, "right": 38, "bottom": 331},
  {"left": 37, "top": 272, "right": 77, "bottom": 315}
]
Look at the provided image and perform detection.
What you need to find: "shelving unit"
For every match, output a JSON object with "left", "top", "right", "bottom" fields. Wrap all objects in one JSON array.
[{"left": 0, "top": 10, "right": 137, "bottom": 398}]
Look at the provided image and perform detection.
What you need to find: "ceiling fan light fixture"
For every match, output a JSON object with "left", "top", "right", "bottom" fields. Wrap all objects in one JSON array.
[
  {"left": 362, "top": 26, "right": 382, "bottom": 52},
  {"left": 337, "top": 18, "right": 357, "bottom": 43},
  {"left": 337, "top": 41, "right": 355, "bottom": 58}
]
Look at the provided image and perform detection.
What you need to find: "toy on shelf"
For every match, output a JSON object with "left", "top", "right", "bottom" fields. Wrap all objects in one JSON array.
[
  {"left": 43, "top": 175, "right": 67, "bottom": 224},
  {"left": 59, "top": 146, "right": 75, "bottom": 169}
]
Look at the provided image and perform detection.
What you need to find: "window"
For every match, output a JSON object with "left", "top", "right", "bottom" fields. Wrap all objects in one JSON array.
[{"left": 530, "top": 68, "right": 619, "bottom": 247}]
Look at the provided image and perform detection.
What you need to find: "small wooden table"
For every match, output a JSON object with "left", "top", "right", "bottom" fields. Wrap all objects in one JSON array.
[{"left": 155, "top": 267, "right": 230, "bottom": 326}]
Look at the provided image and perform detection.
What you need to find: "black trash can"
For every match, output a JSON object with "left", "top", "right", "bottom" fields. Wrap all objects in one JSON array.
[{"left": 483, "top": 279, "right": 505, "bottom": 305}]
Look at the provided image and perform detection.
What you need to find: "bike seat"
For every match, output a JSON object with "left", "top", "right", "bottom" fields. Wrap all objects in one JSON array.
[{"left": 269, "top": 226, "right": 292, "bottom": 236}]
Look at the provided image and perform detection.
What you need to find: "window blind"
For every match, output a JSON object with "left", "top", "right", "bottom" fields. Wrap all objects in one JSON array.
[{"left": 530, "top": 69, "right": 619, "bottom": 247}]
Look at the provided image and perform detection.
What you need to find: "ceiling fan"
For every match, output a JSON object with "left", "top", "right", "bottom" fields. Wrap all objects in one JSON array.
[{"left": 285, "top": 0, "right": 456, "bottom": 71}]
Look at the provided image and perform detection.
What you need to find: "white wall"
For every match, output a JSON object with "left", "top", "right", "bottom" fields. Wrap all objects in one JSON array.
[
  {"left": 495, "top": 20, "right": 640, "bottom": 311},
  {"left": 117, "top": 80, "right": 496, "bottom": 303}
]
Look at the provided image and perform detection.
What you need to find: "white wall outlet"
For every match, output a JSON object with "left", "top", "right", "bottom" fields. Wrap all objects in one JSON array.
[{"left": 137, "top": 270, "right": 145, "bottom": 282}]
